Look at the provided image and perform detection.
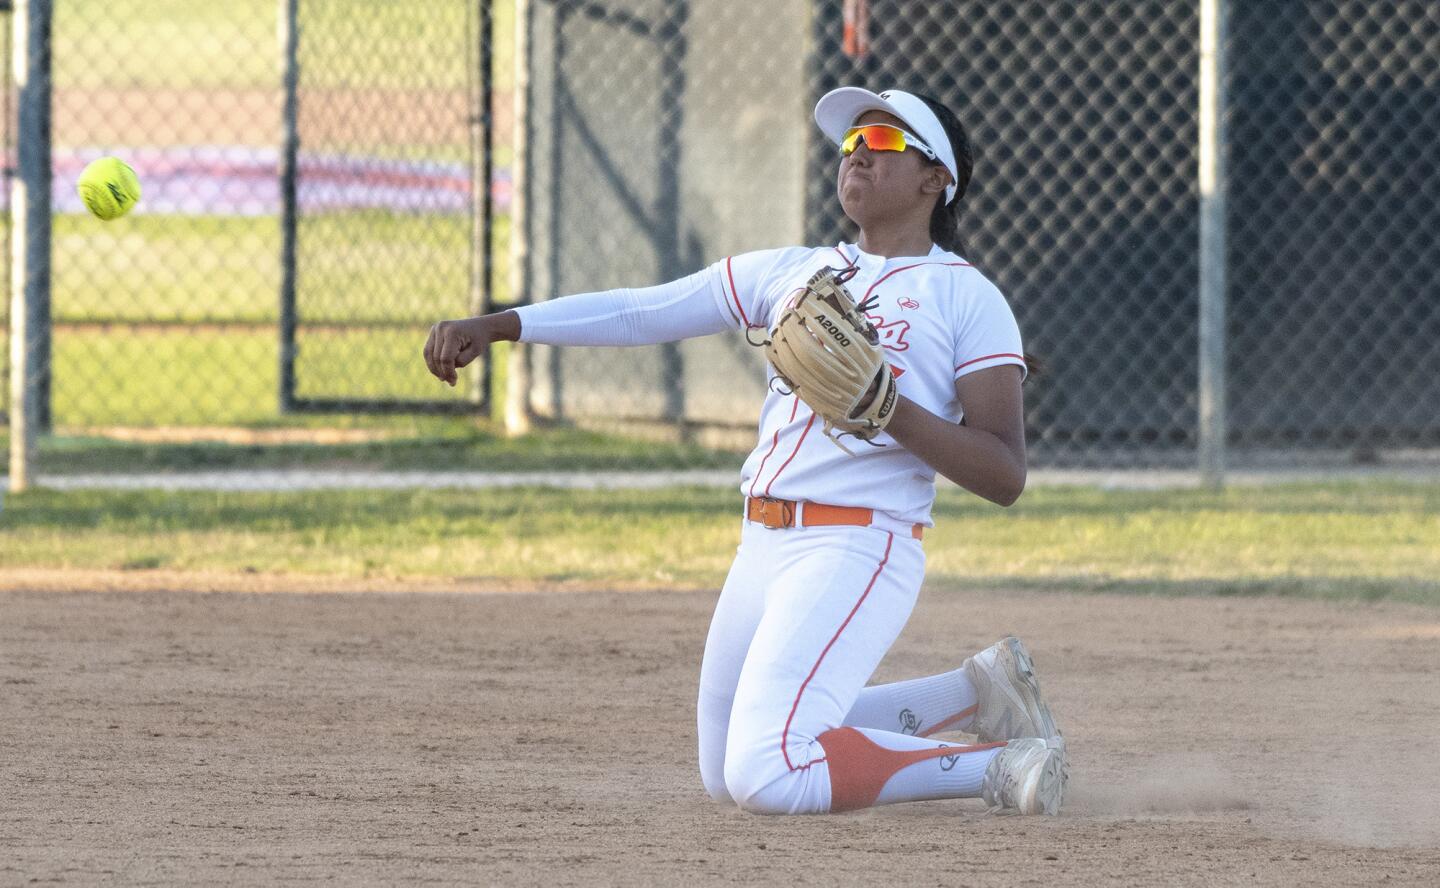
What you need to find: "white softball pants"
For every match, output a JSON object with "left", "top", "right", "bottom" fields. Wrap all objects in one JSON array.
[{"left": 697, "top": 520, "right": 1000, "bottom": 815}]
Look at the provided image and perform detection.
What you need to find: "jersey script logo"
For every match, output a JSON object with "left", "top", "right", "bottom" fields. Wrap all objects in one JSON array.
[{"left": 864, "top": 312, "right": 912, "bottom": 351}]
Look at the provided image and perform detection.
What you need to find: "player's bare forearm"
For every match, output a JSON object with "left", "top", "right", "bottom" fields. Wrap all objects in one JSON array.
[
  {"left": 885, "top": 395, "right": 1027, "bottom": 506},
  {"left": 482, "top": 309, "right": 523, "bottom": 343}
]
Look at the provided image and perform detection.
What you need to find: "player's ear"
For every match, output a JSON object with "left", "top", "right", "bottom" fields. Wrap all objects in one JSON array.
[{"left": 922, "top": 164, "right": 951, "bottom": 198}]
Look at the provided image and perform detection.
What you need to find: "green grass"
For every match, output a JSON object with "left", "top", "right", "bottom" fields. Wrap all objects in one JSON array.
[
  {"left": 43, "top": 211, "right": 510, "bottom": 426},
  {"left": 925, "top": 483, "right": 1440, "bottom": 603},
  {"left": 56, "top": 0, "right": 516, "bottom": 92},
  {"left": 48, "top": 325, "right": 489, "bottom": 426},
  {"left": 3, "top": 482, "right": 1437, "bottom": 605},
  {"left": 54, "top": 327, "right": 280, "bottom": 426},
  {"left": 54, "top": 215, "right": 281, "bottom": 324},
  {"left": 55, "top": 212, "right": 504, "bottom": 324},
  {"left": 9, "top": 423, "right": 742, "bottom": 475}
]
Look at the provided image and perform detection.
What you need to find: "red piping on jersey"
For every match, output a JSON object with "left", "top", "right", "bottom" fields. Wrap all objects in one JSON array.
[
  {"left": 782, "top": 532, "right": 895, "bottom": 773},
  {"left": 725, "top": 256, "right": 752, "bottom": 328},
  {"left": 831, "top": 246, "right": 852, "bottom": 267},
  {"left": 717, "top": 286, "right": 743, "bottom": 327},
  {"left": 748, "top": 397, "right": 801, "bottom": 499},
  {"left": 955, "top": 352, "right": 1025, "bottom": 373},
  {"left": 763, "top": 411, "right": 817, "bottom": 497},
  {"left": 862, "top": 260, "right": 972, "bottom": 303}
]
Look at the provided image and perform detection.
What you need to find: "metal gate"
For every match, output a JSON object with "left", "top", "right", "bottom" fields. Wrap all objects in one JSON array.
[{"left": 279, "top": 0, "right": 499, "bottom": 414}]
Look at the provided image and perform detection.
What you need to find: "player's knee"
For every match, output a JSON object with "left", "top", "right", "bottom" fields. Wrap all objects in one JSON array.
[
  {"left": 698, "top": 729, "right": 732, "bottom": 802},
  {"left": 724, "top": 769, "right": 787, "bottom": 815},
  {"left": 701, "top": 762, "right": 732, "bottom": 803},
  {"left": 723, "top": 753, "right": 803, "bottom": 815}
]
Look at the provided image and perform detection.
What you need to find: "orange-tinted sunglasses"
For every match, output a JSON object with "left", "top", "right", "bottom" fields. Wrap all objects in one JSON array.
[{"left": 840, "top": 124, "right": 939, "bottom": 161}]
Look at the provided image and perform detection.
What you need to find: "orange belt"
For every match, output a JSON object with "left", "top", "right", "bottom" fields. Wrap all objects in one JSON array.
[{"left": 745, "top": 496, "right": 924, "bottom": 540}]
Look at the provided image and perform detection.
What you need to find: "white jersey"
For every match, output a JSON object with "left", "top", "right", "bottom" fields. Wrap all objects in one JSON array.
[{"left": 713, "top": 242, "right": 1025, "bottom": 527}]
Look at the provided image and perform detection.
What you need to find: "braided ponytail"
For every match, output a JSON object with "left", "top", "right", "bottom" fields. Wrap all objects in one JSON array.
[{"left": 914, "top": 94, "right": 974, "bottom": 257}]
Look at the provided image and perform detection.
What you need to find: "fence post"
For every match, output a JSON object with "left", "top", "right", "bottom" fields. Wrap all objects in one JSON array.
[
  {"left": 7, "top": 0, "right": 51, "bottom": 494},
  {"left": 655, "top": 1, "right": 688, "bottom": 437},
  {"left": 467, "top": 0, "right": 493, "bottom": 410},
  {"left": 504, "top": 0, "right": 534, "bottom": 435},
  {"left": 277, "top": 0, "right": 299, "bottom": 413},
  {"left": 1198, "top": 0, "right": 1228, "bottom": 488}
]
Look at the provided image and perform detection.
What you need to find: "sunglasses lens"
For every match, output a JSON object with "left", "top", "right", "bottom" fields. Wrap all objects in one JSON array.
[{"left": 841, "top": 125, "right": 908, "bottom": 155}]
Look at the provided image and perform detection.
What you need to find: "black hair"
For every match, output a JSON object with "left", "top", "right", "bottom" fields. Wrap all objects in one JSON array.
[
  {"left": 915, "top": 93, "right": 1042, "bottom": 380},
  {"left": 914, "top": 93, "right": 975, "bottom": 257}
]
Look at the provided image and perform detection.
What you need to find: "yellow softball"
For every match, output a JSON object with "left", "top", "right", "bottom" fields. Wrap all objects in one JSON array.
[{"left": 77, "top": 156, "right": 141, "bottom": 221}]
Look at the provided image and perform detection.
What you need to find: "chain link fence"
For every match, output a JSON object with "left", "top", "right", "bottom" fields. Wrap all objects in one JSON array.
[
  {"left": 5, "top": 0, "right": 1440, "bottom": 477},
  {"left": 805, "top": 0, "right": 1202, "bottom": 465},
  {"left": 2, "top": 0, "right": 497, "bottom": 437},
  {"left": 48, "top": 0, "right": 284, "bottom": 429},
  {"left": 522, "top": 0, "right": 1440, "bottom": 466},
  {"left": 1226, "top": 0, "right": 1440, "bottom": 454},
  {"left": 284, "top": 0, "right": 502, "bottom": 414},
  {"left": 520, "top": 0, "right": 803, "bottom": 443}
]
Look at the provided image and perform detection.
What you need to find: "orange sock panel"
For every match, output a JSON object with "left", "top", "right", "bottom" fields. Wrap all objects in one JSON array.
[{"left": 818, "top": 726, "right": 1004, "bottom": 812}]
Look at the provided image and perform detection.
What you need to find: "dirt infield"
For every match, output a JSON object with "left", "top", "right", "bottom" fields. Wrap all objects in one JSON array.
[{"left": 3, "top": 579, "right": 1439, "bottom": 885}]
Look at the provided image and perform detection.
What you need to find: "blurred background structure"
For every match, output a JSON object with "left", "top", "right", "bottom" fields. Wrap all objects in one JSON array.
[{"left": 5, "top": 0, "right": 1440, "bottom": 489}]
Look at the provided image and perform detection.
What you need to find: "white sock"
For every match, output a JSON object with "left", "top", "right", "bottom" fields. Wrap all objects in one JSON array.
[
  {"left": 867, "top": 730, "right": 999, "bottom": 805},
  {"left": 843, "top": 667, "right": 978, "bottom": 737}
]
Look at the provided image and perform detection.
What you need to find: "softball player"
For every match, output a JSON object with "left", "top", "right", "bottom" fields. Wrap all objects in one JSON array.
[{"left": 424, "top": 87, "right": 1066, "bottom": 816}]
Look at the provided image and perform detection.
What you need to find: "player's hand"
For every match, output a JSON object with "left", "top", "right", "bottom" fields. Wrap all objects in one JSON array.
[{"left": 423, "top": 316, "right": 492, "bottom": 386}]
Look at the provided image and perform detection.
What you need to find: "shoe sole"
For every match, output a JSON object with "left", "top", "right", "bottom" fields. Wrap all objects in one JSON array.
[
  {"left": 1020, "top": 740, "right": 1067, "bottom": 816},
  {"left": 986, "top": 738, "right": 1069, "bottom": 816},
  {"left": 997, "top": 636, "right": 1060, "bottom": 742}
]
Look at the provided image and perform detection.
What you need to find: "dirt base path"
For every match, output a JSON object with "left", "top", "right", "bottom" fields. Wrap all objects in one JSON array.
[{"left": 3, "top": 581, "right": 1438, "bottom": 885}]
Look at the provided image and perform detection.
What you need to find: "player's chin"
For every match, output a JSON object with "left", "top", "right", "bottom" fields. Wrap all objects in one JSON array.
[{"left": 837, "top": 184, "right": 872, "bottom": 221}]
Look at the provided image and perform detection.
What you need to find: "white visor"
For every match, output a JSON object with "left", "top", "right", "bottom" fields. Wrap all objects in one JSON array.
[{"left": 814, "top": 87, "right": 959, "bottom": 205}]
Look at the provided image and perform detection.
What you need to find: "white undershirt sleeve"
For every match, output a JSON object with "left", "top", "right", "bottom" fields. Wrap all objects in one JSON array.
[{"left": 512, "top": 266, "right": 733, "bottom": 347}]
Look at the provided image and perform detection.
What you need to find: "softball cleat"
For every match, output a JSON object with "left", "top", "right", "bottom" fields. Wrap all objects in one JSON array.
[
  {"left": 963, "top": 635, "right": 1061, "bottom": 744},
  {"left": 981, "top": 737, "right": 1067, "bottom": 816}
]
